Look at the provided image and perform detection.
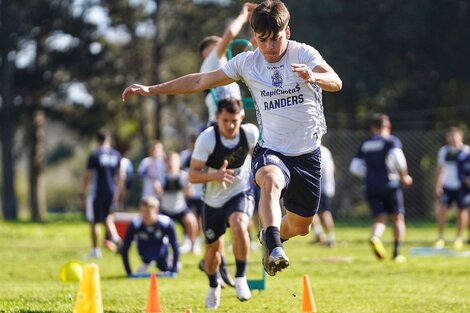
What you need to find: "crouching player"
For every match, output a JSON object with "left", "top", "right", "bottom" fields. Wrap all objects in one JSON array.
[
  {"left": 121, "top": 196, "right": 179, "bottom": 277},
  {"left": 189, "top": 98, "right": 259, "bottom": 309}
]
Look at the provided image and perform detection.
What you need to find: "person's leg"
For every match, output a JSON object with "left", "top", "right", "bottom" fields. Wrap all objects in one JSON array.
[
  {"left": 229, "top": 211, "right": 251, "bottom": 301},
  {"left": 320, "top": 211, "right": 336, "bottom": 246},
  {"left": 454, "top": 208, "right": 467, "bottom": 250},
  {"left": 435, "top": 204, "right": 448, "bottom": 247},
  {"left": 369, "top": 212, "right": 388, "bottom": 260},
  {"left": 205, "top": 238, "right": 223, "bottom": 309},
  {"left": 391, "top": 213, "right": 405, "bottom": 259},
  {"left": 280, "top": 211, "right": 314, "bottom": 239},
  {"left": 311, "top": 214, "right": 325, "bottom": 243},
  {"left": 182, "top": 211, "right": 199, "bottom": 253}
]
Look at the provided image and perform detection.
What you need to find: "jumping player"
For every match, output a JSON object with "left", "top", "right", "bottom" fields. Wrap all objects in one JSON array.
[
  {"left": 122, "top": 0, "right": 342, "bottom": 276},
  {"left": 350, "top": 113, "right": 413, "bottom": 262}
]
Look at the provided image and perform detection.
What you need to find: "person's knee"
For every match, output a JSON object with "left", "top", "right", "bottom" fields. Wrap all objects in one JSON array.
[
  {"left": 258, "top": 171, "right": 283, "bottom": 194},
  {"left": 296, "top": 223, "right": 312, "bottom": 236}
]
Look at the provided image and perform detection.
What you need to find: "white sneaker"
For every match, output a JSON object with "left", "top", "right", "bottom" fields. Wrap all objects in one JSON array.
[
  {"left": 234, "top": 277, "right": 251, "bottom": 301},
  {"left": 205, "top": 285, "right": 221, "bottom": 309},
  {"left": 87, "top": 248, "right": 102, "bottom": 259}
]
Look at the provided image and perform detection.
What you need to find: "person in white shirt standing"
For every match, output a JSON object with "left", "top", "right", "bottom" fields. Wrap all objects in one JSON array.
[
  {"left": 434, "top": 127, "right": 470, "bottom": 250},
  {"left": 122, "top": 0, "right": 342, "bottom": 277}
]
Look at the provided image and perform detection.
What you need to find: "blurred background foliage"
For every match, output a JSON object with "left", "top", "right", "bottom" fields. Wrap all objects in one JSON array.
[{"left": 0, "top": 0, "right": 469, "bottom": 220}]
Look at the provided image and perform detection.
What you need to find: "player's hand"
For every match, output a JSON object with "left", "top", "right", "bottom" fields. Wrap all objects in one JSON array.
[
  {"left": 435, "top": 186, "right": 443, "bottom": 198},
  {"left": 122, "top": 84, "right": 151, "bottom": 101},
  {"left": 401, "top": 175, "right": 413, "bottom": 187},
  {"left": 243, "top": 3, "right": 258, "bottom": 18},
  {"left": 215, "top": 160, "right": 235, "bottom": 190},
  {"left": 291, "top": 63, "right": 315, "bottom": 84},
  {"left": 79, "top": 193, "right": 86, "bottom": 211}
]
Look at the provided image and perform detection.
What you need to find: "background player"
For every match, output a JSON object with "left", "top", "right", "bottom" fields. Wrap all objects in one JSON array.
[{"left": 349, "top": 113, "right": 413, "bottom": 262}]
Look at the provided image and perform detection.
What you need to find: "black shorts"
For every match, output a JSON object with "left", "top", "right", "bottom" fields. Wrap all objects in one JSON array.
[
  {"left": 251, "top": 145, "right": 321, "bottom": 217},
  {"left": 440, "top": 187, "right": 464, "bottom": 208},
  {"left": 202, "top": 191, "right": 255, "bottom": 244},
  {"left": 366, "top": 188, "right": 405, "bottom": 217},
  {"left": 86, "top": 195, "right": 115, "bottom": 223}
]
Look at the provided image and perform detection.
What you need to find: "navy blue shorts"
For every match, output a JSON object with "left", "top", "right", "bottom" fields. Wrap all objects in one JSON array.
[
  {"left": 440, "top": 187, "right": 464, "bottom": 208},
  {"left": 318, "top": 194, "right": 332, "bottom": 213},
  {"left": 87, "top": 195, "right": 115, "bottom": 223},
  {"left": 202, "top": 191, "right": 255, "bottom": 244},
  {"left": 251, "top": 145, "right": 321, "bottom": 217},
  {"left": 366, "top": 188, "right": 405, "bottom": 217}
]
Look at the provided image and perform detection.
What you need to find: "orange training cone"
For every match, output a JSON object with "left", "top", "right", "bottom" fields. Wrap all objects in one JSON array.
[
  {"left": 301, "top": 274, "right": 317, "bottom": 313},
  {"left": 146, "top": 273, "right": 162, "bottom": 313},
  {"left": 73, "top": 263, "right": 103, "bottom": 313},
  {"left": 184, "top": 309, "right": 193, "bottom": 313}
]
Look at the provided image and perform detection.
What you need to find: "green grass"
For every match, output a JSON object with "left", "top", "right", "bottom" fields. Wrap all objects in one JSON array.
[{"left": 1, "top": 219, "right": 470, "bottom": 313}]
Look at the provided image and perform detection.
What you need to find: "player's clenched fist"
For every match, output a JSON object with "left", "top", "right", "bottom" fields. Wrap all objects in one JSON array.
[{"left": 122, "top": 84, "right": 151, "bottom": 101}]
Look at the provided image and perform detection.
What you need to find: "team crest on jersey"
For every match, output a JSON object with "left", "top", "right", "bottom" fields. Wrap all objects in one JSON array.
[
  {"left": 154, "top": 229, "right": 162, "bottom": 239},
  {"left": 271, "top": 70, "right": 283, "bottom": 88}
]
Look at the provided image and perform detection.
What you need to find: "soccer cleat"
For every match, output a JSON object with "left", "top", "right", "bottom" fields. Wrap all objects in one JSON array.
[
  {"left": 453, "top": 238, "right": 463, "bottom": 251},
  {"left": 393, "top": 254, "right": 406, "bottom": 263},
  {"left": 136, "top": 262, "right": 151, "bottom": 273},
  {"left": 258, "top": 229, "right": 272, "bottom": 276},
  {"left": 205, "top": 285, "right": 221, "bottom": 309},
  {"left": 434, "top": 238, "right": 445, "bottom": 249},
  {"left": 369, "top": 236, "right": 387, "bottom": 260},
  {"left": 234, "top": 277, "right": 252, "bottom": 301},
  {"left": 219, "top": 266, "right": 235, "bottom": 288},
  {"left": 268, "top": 247, "right": 290, "bottom": 275}
]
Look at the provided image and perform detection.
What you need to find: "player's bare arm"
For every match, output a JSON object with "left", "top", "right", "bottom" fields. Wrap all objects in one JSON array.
[
  {"left": 216, "top": 2, "right": 257, "bottom": 58},
  {"left": 189, "top": 159, "right": 235, "bottom": 190},
  {"left": 122, "top": 69, "right": 235, "bottom": 101},
  {"left": 291, "top": 62, "right": 342, "bottom": 92}
]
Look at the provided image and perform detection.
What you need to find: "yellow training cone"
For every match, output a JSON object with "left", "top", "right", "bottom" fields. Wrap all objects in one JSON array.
[{"left": 73, "top": 263, "right": 103, "bottom": 313}]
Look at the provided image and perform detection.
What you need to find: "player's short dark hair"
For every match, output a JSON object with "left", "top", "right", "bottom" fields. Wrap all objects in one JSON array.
[
  {"left": 217, "top": 97, "right": 243, "bottom": 114},
  {"left": 251, "top": 0, "right": 290, "bottom": 40},
  {"left": 198, "top": 35, "right": 220, "bottom": 56},
  {"left": 370, "top": 113, "right": 391, "bottom": 130},
  {"left": 96, "top": 128, "right": 111, "bottom": 144},
  {"left": 140, "top": 196, "right": 159, "bottom": 209}
]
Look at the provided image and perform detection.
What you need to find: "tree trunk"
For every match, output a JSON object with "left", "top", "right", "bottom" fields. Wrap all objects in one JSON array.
[
  {"left": 0, "top": 0, "right": 18, "bottom": 220},
  {"left": 28, "top": 110, "right": 47, "bottom": 221}
]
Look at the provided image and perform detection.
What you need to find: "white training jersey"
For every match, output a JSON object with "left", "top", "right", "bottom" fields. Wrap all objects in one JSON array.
[
  {"left": 437, "top": 145, "right": 470, "bottom": 189},
  {"left": 137, "top": 157, "right": 166, "bottom": 198},
  {"left": 320, "top": 145, "right": 335, "bottom": 197},
  {"left": 223, "top": 40, "right": 327, "bottom": 156},
  {"left": 160, "top": 172, "right": 189, "bottom": 215},
  {"left": 200, "top": 48, "right": 242, "bottom": 124},
  {"left": 191, "top": 123, "right": 259, "bottom": 208}
]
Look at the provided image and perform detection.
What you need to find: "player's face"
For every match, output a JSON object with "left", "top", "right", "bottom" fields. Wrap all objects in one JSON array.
[
  {"left": 447, "top": 132, "right": 463, "bottom": 147},
  {"left": 216, "top": 110, "right": 243, "bottom": 139},
  {"left": 254, "top": 26, "right": 290, "bottom": 63},
  {"left": 141, "top": 205, "right": 158, "bottom": 225}
]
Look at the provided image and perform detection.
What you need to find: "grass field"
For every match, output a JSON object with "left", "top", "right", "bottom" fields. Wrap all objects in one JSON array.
[{"left": 1, "top": 217, "right": 470, "bottom": 313}]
